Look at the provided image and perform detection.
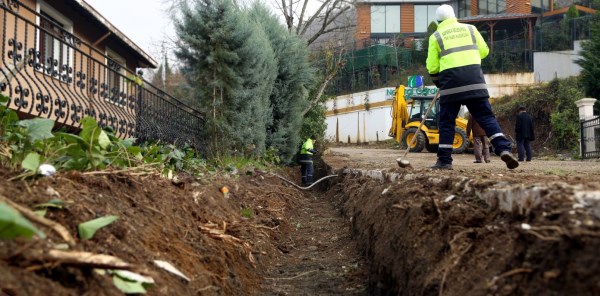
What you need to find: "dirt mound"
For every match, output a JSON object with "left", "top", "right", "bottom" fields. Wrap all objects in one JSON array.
[
  {"left": 329, "top": 168, "right": 600, "bottom": 295},
  {"left": 0, "top": 167, "right": 293, "bottom": 295},
  {"left": 0, "top": 165, "right": 368, "bottom": 295}
]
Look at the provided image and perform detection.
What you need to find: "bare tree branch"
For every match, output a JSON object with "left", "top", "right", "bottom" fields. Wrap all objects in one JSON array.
[
  {"left": 306, "top": 23, "right": 354, "bottom": 45},
  {"left": 295, "top": 0, "right": 310, "bottom": 35}
]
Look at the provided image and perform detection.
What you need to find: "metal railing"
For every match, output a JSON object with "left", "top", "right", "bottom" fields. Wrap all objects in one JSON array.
[
  {"left": 0, "top": 0, "right": 204, "bottom": 149},
  {"left": 580, "top": 116, "right": 600, "bottom": 159}
]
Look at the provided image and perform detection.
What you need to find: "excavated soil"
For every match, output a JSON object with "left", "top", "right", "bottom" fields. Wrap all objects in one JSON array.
[
  {"left": 0, "top": 166, "right": 366, "bottom": 296},
  {"left": 2, "top": 146, "right": 600, "bottom": 295},
  {"left": 324, "top": 147, "right": 600, "bottom": 295}
]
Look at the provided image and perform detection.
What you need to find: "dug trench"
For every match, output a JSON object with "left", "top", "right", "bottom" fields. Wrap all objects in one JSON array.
[{"left": 1, "top": 157, "right": 600, "bottom": 295}]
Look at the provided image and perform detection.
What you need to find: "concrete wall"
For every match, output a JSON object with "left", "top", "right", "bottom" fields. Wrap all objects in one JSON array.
[
  {"left": 485, "top": 72, "right": 536, "bottom": 98},
  {"left": 325, "top": 73, "right": 538, "bottom": 143},
  {"left": 533, "top": 40, "right": 583, "bottom": 82},
  {"left": 325, "top": 87, "right": 395, "bottom": 143},
  {"left": 326, "top": 108, "right": 393, "bottom": 143}
]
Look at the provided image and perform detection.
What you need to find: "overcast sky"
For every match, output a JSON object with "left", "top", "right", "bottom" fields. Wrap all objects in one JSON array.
[
  {"left": 83, "top": 0, "right": 298, "bottom": 62},
  {"left": 85, "top": 0, "right": 174, "bottom": 60}
]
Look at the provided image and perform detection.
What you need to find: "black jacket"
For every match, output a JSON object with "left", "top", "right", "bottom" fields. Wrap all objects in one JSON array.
[{"left": 515, "top": 111, "right": 534, "bottom": 141}]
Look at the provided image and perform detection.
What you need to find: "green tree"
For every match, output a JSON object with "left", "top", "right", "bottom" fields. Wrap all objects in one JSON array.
[
  {"left": 300, "top": 103, "right": 327, "bottom": 142},
  {"left": 566, "top": 5, "right": 579, "bottom": 19},
  {"left": 175, "top": 0, "right": 248, "bottom": 157},
  {"left": 576, "top": 14, "right": 600, "bottom": 104},
  {"left": 230, "top": 11, "right": 277, "bottom": 157},
  {"left": 249, "top": 4, "right": 316, "bottom": 163}
]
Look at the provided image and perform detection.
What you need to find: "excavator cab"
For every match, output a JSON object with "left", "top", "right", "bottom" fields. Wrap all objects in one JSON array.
[{"left": 407, "top": 96, "right": 438, "bottom": 130}]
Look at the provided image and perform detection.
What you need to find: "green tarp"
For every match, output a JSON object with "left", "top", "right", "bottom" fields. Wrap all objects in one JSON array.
[{"left": 343, "top": 44, "right": 399, "bottom": 72}]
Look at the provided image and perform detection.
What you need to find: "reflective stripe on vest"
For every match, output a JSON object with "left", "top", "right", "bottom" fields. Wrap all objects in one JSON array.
[
  {"left": 439, "top": 83, "right": 488, "bottom": 96},
  {"left": 433, "top": 26, "right": 478, "bottom": 58}
]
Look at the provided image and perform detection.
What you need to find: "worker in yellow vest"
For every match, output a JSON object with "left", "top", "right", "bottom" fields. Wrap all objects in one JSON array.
[
  {"left": 426, "top": 4, "right": 518, "bottom": 170},
  {"left": 298, "top": 135, "right": 317, "bottom": 186}
]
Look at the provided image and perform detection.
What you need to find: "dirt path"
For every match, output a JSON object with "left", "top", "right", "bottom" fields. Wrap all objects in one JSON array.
[
  {"left": 325, "top": 146, "right": 600, "bottom": 175},
  {"left": 260, "top": 188, "right": 367, "bottom": 295}
]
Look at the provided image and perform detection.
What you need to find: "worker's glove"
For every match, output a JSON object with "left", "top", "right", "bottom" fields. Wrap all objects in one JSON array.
[{"left": 309, "top": 149, "right": 318, "bottom": 154}]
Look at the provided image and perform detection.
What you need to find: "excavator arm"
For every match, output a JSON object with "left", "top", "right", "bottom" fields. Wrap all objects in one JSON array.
[{"left": 388, "top": 85, "right": 410, "bottom": 143}]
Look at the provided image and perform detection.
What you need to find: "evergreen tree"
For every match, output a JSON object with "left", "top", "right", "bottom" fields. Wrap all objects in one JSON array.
[
  {"left": 576, "top": 14, "right": 600, "bottom": 104},
  {"left": 249, "top": 4, "right": 315, "bottom": 163},
  {"left": 175, "top": 0, "right": 249, "bottom": 157},
  {"left": 230, "top": 11, "right": 277, "bottom": 156}
]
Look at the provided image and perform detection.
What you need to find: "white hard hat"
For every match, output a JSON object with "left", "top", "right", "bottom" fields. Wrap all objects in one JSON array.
[{"left": 436, "top": 4, "right": 455, "bottom": 22}]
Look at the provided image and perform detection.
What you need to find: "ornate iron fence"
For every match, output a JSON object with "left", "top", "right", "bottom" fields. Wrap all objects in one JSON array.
[
  {"left": 0, "top": 0, "right": 204, "bottom": 149},
  {"left": 580, "top": 116, "right": 600, "bottom": 160}
]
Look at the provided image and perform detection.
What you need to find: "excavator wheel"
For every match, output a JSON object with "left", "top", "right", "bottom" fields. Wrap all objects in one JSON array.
[
  {"left": 451, "top": 128, "right": 469, "bottom": 154},
  {"left": 425, "top": 138, "right": 439, "bottom": 153},
  {"left": 401, "top": 127, "right": 426, "bottom": 152}
]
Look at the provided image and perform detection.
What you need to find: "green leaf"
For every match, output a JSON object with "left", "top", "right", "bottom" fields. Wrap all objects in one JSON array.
[
  {"left": 80, "top": 117, "right": 100, "bottom": 144},
  {"left": 121, "top": 138, "right": 136, "bottom": 147},
  {"left": 1, "top": 108, "right": 19, "bottom": 124},
  {"left": 0, "top": 94, "right": 8, "bottom": 104},
  {"left": 34, "top": 199, "right": 64, "bottom": 209},
  {"left": 21, "top": 152, "right": 40, "bottom": 172},
  {"left": 112, "top": 275, "right": 147, "bottom": 294},
  {"left": 34, "top": 209, "right": 47, "bottom": 217},
  {"left": 98, "top": 130, "right": 111, "bottom": 149},
  {"left": 54, "top": 132, "right": 87, "bottom": 146},
  {"left": 0, "top": 202, "right": 46, "bottom": 239},
  {"left": 111, "top": 270, "right": 154, "bottom": 284},
  {"left": 17, "top": 118, "right": 55, "bottom": 142},
  {"left": 78, "top": 215, "right": 119, "bottom": 240}
]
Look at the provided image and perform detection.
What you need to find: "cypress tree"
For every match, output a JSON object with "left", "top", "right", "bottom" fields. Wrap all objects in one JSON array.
[
  {"left": 230, "top": 11, "right": 277, "bottom": 156},
  {"left": 249, "top": 4, "right": 315, "bottom": 163},
  {"left": 175, "top": 0, "right": 248, "bottom": 157}
]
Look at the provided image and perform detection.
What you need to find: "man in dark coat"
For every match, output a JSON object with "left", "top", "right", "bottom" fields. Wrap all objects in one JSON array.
[{"left": 515, "top": 105, "right": 534, "bottom": 161}]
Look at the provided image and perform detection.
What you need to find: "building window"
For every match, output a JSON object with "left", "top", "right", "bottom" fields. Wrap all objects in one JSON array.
[
  {"left": 105, "top": 48, "right": 126, "bottom": 107},
  {"left": 414, "top": 5, "right": 438, "bottom": 33},
  {"left": 531, "top": 0, "right": 551, "bottom": 13},
  {"left": 458, "top": 0, "right": 472, "bottom": 18},
  {"left": 371, "top": 5, "right": 400, "bottom": 34},
  {"left": 36, "top": 0, "right": 73, "bottom": 82},
  {"left": 478, "top": 0, "right": 506, "bottom": 15}
]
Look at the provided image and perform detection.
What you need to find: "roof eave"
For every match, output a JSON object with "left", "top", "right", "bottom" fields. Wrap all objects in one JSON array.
[{"left": 74, "top": 0, "right": 158, "bottom": 68}]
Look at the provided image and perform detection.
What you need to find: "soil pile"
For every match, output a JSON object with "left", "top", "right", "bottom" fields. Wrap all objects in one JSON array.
[
  {"left": 0, "top": 166, "right": 367, "bottom": 295},
  {"left": 329, "top": 167, "right": 600, "bottom": 295}
]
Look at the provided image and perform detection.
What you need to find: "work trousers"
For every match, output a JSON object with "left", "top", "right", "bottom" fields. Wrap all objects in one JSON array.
[
  {"left": 298, "top": 154, "right": 314, "bottom": 185},
  {"left": 438, "top": 98, "right": 512, "bottom": 165},
  {"left": 473, "top": 136, "right": 490, "bottom": 162},
  {"left": 517, "top": 139, "right": 532, "bottom": 161}
]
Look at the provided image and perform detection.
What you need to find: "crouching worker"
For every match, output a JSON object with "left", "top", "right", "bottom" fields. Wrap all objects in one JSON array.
[{"left": 299, "top": 135, "right": 317, "bottom": 186}]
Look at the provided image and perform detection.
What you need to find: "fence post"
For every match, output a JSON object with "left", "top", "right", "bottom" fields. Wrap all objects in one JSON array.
[{"left": 575, "top": 98, "right": 597, "bottom": 159}]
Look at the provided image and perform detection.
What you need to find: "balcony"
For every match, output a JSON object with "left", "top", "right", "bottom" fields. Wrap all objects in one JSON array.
[{"left": 0, "top": 1, "right": 203, "bottom": 148}]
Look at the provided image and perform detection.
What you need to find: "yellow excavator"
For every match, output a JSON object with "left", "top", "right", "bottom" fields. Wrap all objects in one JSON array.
[{"left": 389, "top": 85, "right": 470, "bottom": 153}]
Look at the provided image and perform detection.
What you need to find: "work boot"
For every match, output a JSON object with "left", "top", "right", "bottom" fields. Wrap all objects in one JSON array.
[
  {"left": 431, "top": 162, "right": 453, "bottom": 170},
  {"left": 500, "top": 151, "right": 519, "bottom": 169}
]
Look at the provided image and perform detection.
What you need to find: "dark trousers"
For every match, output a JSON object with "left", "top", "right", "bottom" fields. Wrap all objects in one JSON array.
[
  {"left": 517, "top": 139, "right": 532, "bottom": 161},
  {"left": 298, "top": 154, "right": 314, "bottom": 185},
  {"left": 438, "top": 98, "right": 512, "bottom": 165}
]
